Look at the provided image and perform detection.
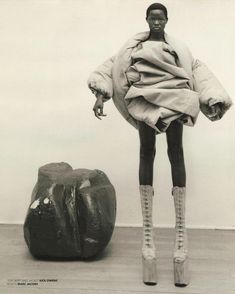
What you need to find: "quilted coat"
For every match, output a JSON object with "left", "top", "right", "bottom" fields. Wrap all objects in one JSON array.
[{"left": 88, "top": 31, "right": 232, "bottom": 130}]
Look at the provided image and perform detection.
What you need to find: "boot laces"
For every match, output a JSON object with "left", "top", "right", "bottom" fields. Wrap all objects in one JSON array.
[
  {"left": 141, "top": 189, "right": 155, "bottom": 251},
  {"left": 174, "top": 191, "right": 186, "bottom": 250}
]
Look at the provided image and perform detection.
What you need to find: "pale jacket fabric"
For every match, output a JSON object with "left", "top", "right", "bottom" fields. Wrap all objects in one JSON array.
[
  {"left": 88, "top": 31, "right": 232, "bottom": 130},
  {"left": 124, "top": 40, "right": 199, "bottom": 132}
]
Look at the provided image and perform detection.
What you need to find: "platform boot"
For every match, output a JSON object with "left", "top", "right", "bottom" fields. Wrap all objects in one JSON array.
[
  {"left": 139, "top": 185, "right": 157, "bottom": 285},
  {"left": 172, "top": 186, "right": 189, "bottom": 287}
]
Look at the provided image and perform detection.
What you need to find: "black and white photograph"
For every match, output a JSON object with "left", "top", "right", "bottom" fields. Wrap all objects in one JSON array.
[{"left": 0, "top": 0, "right": 234, "bottom": 293}]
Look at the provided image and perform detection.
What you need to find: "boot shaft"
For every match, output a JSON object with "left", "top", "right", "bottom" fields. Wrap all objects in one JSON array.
[
  {"left": 139, "top": 185, "right": 155, "bottom": 249},
  {"left": 139, "top": 185, "right": 154, "bottom": 220},
  {"left": 172, "top": 186, "right": 186, "bottom": 227}
]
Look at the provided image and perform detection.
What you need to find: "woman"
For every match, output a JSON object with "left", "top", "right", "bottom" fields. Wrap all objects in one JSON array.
[{"left": 88, "top": 3, "right": 232, "bottom": 287}]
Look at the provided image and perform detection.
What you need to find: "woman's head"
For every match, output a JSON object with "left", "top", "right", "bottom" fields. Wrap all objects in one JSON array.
[
  {"left": 146, "top": 3, "right": 168, "bottom": 19},
  {"left": 146, "top": 3, "right": 168, "bottom": 34}
]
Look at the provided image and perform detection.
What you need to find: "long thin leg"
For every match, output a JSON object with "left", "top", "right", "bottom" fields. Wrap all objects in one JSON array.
[
  {"left": 166, "top": 120, "right": 186, "bottom": 187},
  {"left": 138, "top": 121, "right": 156, "bottom": 186}
]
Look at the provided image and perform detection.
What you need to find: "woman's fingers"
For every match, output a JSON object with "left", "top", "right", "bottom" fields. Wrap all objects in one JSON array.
[
  {"left": 93, "top": 105, "right": 107, "bottom": 120},
  {"left": 208, "top": 104, "right": 222, "bottom": 121},
  {"left": 92, "top": 93, "right": 108, "bottom": 119},
  {"left": 93, "top": 104, "right": 101, "bottom": 119},
  {"left": 99, "top": 107, "right": 107, "bottom": 117},
  {"left": 93, "top": 108, "right": 101, "bottom": 120}
]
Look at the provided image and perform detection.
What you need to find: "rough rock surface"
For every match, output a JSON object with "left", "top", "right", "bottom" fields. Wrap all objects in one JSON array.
[{"left": 24, "top": 162, "right": 116, "bottom": 259}]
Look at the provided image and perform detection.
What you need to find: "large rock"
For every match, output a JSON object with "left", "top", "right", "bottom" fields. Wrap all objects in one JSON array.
[{"left": 24, "top": 162, "right": 116, "bottom": 259}]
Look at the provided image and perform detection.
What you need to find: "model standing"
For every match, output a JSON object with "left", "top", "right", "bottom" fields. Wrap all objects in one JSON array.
[{"left": 88, "top": 3, "right": 232, "bottom": 287}]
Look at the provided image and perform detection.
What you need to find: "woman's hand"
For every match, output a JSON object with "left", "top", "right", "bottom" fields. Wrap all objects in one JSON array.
[
  {"left": 208, "top": 103, "right": 223, "bottom": 121},
  {"left": 92, "top": 93, "right": 107, "bottom": 120}
]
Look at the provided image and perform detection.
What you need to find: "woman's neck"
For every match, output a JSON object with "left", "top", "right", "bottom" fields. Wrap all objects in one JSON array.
[{"left": 148, "top": 31, "right": 165, "bottom": 41}]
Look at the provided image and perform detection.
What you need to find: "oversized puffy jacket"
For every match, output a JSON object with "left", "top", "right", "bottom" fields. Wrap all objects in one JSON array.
[{"left": 88, "top": 31, "right": 232, "bottom": 130}]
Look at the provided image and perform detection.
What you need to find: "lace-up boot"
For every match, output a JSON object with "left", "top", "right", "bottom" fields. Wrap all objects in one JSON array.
[
  {"left": 139, "top": 185, "right": 157, "bottom": 285},
  {"left": 172, "top": 186, "right": 189, "bottom": 287}
]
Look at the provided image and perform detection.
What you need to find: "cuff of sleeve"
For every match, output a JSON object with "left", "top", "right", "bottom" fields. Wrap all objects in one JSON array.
[
  {"left": 90, "top": 87, "right": 111, "bottom": 102},
  {"left": 200, "top": 101, "right": 231, "bottom": 121}
]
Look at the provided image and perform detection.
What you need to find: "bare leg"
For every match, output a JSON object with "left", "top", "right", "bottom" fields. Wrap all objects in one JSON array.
[
  {"left": 138, "top": 121, "right": 156, "bottom": 186},
  {"left": 166, "top": 120, "right": 186, "bottom": 187}
]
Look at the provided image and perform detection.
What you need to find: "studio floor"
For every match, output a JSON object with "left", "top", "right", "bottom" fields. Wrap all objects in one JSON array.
[{"left": 0, "top": 225, "right": 235, "bottom": 294}]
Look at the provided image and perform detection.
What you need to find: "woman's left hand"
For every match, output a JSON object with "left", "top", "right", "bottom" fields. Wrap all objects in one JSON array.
[{"left": 208, "top": 103, "right": 223, "bottom": 121}]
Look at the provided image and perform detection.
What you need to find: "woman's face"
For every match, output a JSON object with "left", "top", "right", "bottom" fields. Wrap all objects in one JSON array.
[{"left": 146, "top": 9, "right": 168, "bottom": 33}]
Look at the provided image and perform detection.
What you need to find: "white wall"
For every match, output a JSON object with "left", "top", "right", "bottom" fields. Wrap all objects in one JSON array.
[{"left": 0, "top": 0, "right": 234, "bottom": 228}]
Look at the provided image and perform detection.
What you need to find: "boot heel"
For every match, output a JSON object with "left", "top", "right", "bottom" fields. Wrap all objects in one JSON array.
[
  {"left": 173, "top": 256, "right": 189, "bottom": 287},
  {"left": 142, "top": 256, "right": 157, "bottom": 285}
]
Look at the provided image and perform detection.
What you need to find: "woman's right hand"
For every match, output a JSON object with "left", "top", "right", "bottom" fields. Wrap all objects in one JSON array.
[{"left": 92, "top": 93, "right": 107, "bottom": 120}]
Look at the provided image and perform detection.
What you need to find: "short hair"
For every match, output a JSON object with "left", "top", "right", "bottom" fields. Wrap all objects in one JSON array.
[{"left": 146, "top": 3, "right": 168, "bottom": 19}]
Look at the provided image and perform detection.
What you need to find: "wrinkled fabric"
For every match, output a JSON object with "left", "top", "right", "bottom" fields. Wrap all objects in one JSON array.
[
  {"left": 192, "top": 59, "right": 232, "bottom": 120},
  {"left": 124, "top": 41, "right": 199, "bottom": 133},
  {"left": 87, "top": 31, "right": 232, "bottom": 130}
]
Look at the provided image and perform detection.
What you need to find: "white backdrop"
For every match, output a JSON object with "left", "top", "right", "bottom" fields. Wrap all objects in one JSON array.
[{"left": 0, "top": 0, "right": 234, "bottom": 228}]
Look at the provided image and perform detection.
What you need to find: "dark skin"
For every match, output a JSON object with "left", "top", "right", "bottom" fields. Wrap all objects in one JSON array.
[
  {"left": 93, "top": 92, "right": 107, "bottom": 120},
  {"left": 93, "top": 10, "right": 168, "bottom": 119},
  {"left": 146, "top": 9, "right": 167, "bottom": 41},
  {"left": 92, "top": 9, "right": 222, "bottom": 186}
]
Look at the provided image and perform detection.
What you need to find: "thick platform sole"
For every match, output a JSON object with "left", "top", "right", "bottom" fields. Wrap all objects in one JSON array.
[
  {"left": 142, "top": 256, "right": 157, "bottom": 285},
  {"left": 173, "top": 256, "right": 189, "bottom": 287}
]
